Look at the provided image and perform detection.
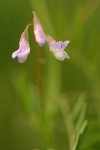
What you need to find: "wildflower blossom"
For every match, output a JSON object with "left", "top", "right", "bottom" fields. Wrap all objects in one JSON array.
[
  {"left": 47, "top": 36, "right": 70, "bottom": 61},
  {"left": 12, "top": 24, "right": 31, "bottom": 63},
  {"left": 33, "top": 11, "right": 47, "bottom": 46}
]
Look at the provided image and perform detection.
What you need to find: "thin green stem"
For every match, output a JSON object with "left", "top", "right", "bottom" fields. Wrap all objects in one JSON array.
[
  {"left": 33, "top": 41, "right": 45, "bottom": 109},
  {"left": 57, "top": 97, "right": 75, "bottom": 150}
]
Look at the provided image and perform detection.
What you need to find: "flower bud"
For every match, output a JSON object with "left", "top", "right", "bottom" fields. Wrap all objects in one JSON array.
[
  {"left": 12, "top": 24, "right": 31, "bottom": 63},
  {"left": 33, "top": 11, "right": 47, "bottom": 46}
]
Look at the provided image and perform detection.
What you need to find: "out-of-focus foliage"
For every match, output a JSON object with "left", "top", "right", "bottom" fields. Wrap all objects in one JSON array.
[{"left": 0, "top": 0, "right": 100, "bottom": 150}]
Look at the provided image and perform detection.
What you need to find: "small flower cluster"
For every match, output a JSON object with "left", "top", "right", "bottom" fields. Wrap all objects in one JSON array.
[{"left": 12, "top": 11, "right": 70, "bottom": 63}]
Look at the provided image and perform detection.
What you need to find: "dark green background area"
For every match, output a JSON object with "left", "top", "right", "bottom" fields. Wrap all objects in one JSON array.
[{"left": 0, "top": 0, "right": 100, "bottom": 150}]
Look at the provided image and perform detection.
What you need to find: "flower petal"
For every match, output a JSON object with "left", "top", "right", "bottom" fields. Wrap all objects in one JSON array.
[
  {"left": 33, "top": 11, "right": 47, "bottom": 46},
  {"left": 12, "top": 24, "right": 30, "bottom": 63},
  {"left": 53, "top": 50, "right": 70, "bottom": 61},
  {"left": 17, "top": 47, "right": 30, "bottom": 63},
  {"left": 12, "top": 50, "right": 19, "bottom": 59},
  {"left": 50, "top": 41, "right": 56, "bottom": 51},
  {"left": 50, "top": 40, "right": 70, "bottom": 51}
]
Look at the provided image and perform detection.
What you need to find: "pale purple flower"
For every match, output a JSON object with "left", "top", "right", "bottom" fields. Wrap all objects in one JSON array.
[
  {"left": 12, "top": 24, "right": 31, "bottom": 63},
  {"left": 33, "top": 11, "right": 47, "bottom": 46},
  {"left": 47, "top": 36, "right": 70, "bottom": 61}
]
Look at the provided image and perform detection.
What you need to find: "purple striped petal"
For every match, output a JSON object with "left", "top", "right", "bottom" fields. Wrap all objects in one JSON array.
[{"left": 50, "top": 40, "right": 70, "bottom": 51}]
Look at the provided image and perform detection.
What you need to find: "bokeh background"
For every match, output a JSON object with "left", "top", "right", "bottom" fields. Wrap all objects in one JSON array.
[{"left": 0, "top": 0, "right": 100, "bottom": 149}]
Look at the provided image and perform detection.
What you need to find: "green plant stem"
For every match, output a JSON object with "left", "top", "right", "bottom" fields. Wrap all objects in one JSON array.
[
  {"left": 34, "top": 41, "right": 45, "bottom": 110},
  {"left": 57, "top": 97, "right": 75, "bottom": 150}
]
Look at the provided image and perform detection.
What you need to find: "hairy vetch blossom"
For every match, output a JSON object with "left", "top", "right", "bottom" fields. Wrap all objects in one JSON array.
[
  {"left": 33, "top": 11, "right": 47, "bottom": 46},
  {"left": 12, "top": 24, "right": 31, "bottom": 63},
  {"left": 47, "top": 36, "right": 70, "bottom": 61}
]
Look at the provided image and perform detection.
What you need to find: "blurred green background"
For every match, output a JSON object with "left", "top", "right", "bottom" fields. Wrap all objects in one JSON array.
[{"left": 0, "top": 0, "right": 100, "bottom": 149}]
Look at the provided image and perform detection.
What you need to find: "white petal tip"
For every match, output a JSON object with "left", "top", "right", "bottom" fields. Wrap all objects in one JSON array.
[
  {"left": 12, "top": 51, "right": 18, "bottom": 59},
  {"left": 53, "top": 51, "right": 70, "bottom": 61},
  {"left": 64, "top": 40, "right": 70, "bottom": 46},
  {"left": 66, "top": 55, "right": 70, "bottom": 59}
]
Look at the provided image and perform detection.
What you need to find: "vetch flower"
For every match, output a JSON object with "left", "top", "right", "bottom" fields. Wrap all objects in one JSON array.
[
  {"left": 33, "top": 11, "right": 47, "bottom": 46},
  {"left": 12, "top": 24, "right": 31, "bottom": 63},
  {"left": 47, "top": 36, "right": 70, "bottom": 61}
]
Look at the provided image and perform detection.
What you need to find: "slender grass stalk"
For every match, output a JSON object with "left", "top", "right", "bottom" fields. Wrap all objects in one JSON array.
[
  {"left": 57, "top": 97, "right": 75, "bottom": 150},
  {"left": 33, "top": 41, "right": 45, "bottom": 106}
]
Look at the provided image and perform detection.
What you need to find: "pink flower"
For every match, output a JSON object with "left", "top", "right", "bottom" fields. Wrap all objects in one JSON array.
[
  {"left": 47, "top": 36, "right": 70, "bottom": 61},
  {"left": 33, "top": 11, "right": 47, "bottom": 46},
  {"left": 12, "top": 24, "right": 31, "bottom": 63}
]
